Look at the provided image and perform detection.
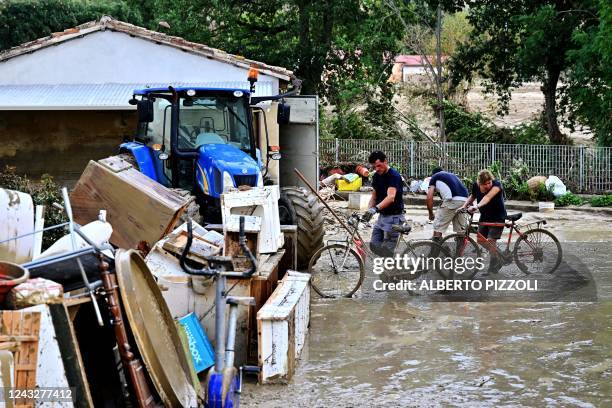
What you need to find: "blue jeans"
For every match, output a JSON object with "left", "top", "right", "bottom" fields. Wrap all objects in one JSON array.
[{"left": 370, "top": 214, "right": 406, "bottom": 256}]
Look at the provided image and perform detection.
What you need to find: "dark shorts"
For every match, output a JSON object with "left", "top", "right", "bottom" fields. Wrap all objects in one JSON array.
[{"left": 478, "top": 224, "right": 503, "bottom": 239}]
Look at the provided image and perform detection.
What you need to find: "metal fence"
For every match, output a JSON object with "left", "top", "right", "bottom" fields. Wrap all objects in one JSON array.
[{"left": 320, "top": 139, "right": 612, "bottom": 194}]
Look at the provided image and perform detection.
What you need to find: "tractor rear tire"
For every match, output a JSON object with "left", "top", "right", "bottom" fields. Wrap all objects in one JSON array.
[{"left": 279, "top": 186, "right": 325, "bottom": 269}]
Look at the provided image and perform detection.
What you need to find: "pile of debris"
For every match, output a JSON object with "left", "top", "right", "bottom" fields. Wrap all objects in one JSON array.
[
  {"left": 0, "top": 156, "right": 310, "bottom": 407},
  {"left": 319, "top": 164, "right": 372, "bottom": 200}
]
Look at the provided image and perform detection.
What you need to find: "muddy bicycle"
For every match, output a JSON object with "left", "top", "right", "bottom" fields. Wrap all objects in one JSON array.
[
  {"left": 308, "top": 212, "right": 451, "bottom": 298},
  {"left": 440, "top": 209, "right": 562, "bottom": 279}
]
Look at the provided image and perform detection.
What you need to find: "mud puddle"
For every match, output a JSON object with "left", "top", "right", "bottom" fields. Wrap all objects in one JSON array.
[{"left": 242, "top": 204, "right": 612, "bottom": 407}]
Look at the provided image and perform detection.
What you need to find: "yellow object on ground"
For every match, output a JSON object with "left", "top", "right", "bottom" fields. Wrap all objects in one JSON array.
[{"left": 337, "top": 176, "right": 362, "bottom": 191}]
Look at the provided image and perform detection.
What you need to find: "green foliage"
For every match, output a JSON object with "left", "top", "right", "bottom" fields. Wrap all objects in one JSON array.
[
  {"left": 0, "top": 166, "right": 68, "bottom": 250},
  {"left": 0, "top": 0, "right": 143, "bottom": 51},
  {"left": 561, "top": 0, "right": 612, "bottom": 146},
  {"left": 510, "top": 120, "right": 550, "bottom": 145},
  {"left": 447, "top": 0, "right": 600, "bottom": 144},
  {"left": 440, "top": 100, "right": 496, "bottom": 142},
  {"left": 465, "top": 159, "right": 556, "bottom": 202},
  {"left": 555, "top": 192, "right": 584, "bottom": 207},
  {"left": 590, "top": 194, "right": 612, "bottom": 207}
]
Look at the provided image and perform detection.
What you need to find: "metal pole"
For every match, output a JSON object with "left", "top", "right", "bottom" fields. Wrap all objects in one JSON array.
[
  {"left": 61, "top": 188, "right": 103, "bottom": 327},
  {"left": 435, "top": 2, "right": 445, "bottom": 143},
  {"left": 225, "top": 305, "right": 239, "bottom": 370},
  {"left": 491, "top": 143, "right": 496, "bottom": 165},
  {"left": 335, "top": 138, "right": 339, "bottom": 163},
  {"left": 214, "top": 275, "right": 226, "bottom": 373},
  {"left": 410, "top": 140, "right": 414, "bottom": 177},
  {"left": 579, "top": 145, "right": 584, "bottom": 192}
]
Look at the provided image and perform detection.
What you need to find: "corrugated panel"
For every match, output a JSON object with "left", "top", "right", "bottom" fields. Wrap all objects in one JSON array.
[{"left": 0, "top": 81, "right": 276, "bottom": 110}]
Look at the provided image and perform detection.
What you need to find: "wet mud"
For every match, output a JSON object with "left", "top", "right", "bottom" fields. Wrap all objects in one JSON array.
[{"left": 242, "top": 203, "right": 612, "bottom": 407}]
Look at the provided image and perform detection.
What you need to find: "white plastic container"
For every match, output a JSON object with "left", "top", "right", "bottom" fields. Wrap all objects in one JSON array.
[
  {"left": 538, "top": 202, "right": 555, "bottom": 212},
  {"left": 0, "top": 188, "right": 34, "bottom": 263}
]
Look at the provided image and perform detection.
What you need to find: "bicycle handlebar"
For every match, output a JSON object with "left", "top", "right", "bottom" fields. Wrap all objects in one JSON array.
[{"left": 179, "top": 216, "right": 257, "bottom": 278}]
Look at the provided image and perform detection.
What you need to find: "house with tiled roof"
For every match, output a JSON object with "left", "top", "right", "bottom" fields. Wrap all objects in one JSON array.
[{"left": 0, "top": 16, "right": 295, "bottom": 183}]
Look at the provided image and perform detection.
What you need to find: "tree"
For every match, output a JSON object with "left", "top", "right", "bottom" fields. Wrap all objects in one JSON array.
[
  {"left": 562, "top": 0, "right": 611, "bottom": 146},
  {"left": 447, "top": 0, "right": 600, "bottom": 144},
  {"left": 0, "top": 0, "right": 142, "bottom": 51}
]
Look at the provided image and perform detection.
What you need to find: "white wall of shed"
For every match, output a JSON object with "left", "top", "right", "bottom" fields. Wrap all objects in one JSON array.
[{"left": 0, "top": 30, "right": 280, "bottom": 93}]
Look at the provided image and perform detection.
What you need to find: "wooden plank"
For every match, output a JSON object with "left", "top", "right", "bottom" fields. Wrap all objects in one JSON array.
[
  {"left": 0, "top": 311, "right": 41, "bottom": 408},
  {"left": 70, "top": 160, "right": 189, "bottom": 250},
  {"left": 98, "top": 156, "right": 133, "bottom": 173},
  {"left": 247, "top": 261, "right": 278, "bottom": 366},
  {"left": 49, "top": 303, "right": 94, "bottom": 408},
  {"left": 162, "top": 231, "right": 221, "bottom": 263},
  {"left": 257, "top": 271, "right": 311, "bottom": 384}
]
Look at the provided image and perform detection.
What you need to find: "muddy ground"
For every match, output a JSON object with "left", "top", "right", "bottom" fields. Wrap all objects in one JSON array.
[{"left": 242, "top": 202, "right": 611, "bottom": 407}]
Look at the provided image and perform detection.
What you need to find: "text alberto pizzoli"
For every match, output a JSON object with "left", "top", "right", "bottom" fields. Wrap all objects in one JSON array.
[{"left": 371, "top": 255, "right": 538, "bottom": 292}]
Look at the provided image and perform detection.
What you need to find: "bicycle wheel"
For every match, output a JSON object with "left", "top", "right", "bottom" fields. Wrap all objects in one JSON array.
[
  {"left": 439, "top": 234, "right": 483, "bottom": 279},
  {"left": 513, "top": 228, "right": 562, "bottom": 274},
  {"left": 308, "top": 244, "right": 364, "bottom": 298},
  {"left": 382, "top": 240, "right": 452, "bottom": 295}
]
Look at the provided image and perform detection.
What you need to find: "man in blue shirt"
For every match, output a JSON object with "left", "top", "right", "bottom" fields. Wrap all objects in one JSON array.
[
  {"left": 427, "top": 167, "right": 469, "bottom": 242},
  {"left": 363, "top": 151, "right": 405, "bottom": 256}
]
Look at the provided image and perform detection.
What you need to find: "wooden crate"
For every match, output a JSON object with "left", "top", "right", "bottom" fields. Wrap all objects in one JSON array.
[
  {"left": 0, "top": 310, "right": 41, "bottom": 408},
  {"left": 257, "top": 271, "right": 310, "bottom": 384},
  {"left": 70, "top": 157, "right": 189, "bottom": 249}
]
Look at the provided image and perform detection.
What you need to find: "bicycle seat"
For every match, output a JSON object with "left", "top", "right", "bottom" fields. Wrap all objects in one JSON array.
[
  {"left": 506, "top": 213, "right": 522, "bottom": 222},
  {"left": 391, "top": 224, "right": 412, "bottom": 234}
]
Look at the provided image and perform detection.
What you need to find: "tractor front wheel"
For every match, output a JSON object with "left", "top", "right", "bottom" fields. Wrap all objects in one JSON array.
[{"left": 279, "top": 186, "right": 325, "bottom": 269}]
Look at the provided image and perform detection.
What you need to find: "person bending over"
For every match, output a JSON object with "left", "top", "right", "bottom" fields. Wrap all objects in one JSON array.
[{"left": 426, "top": 167, "right": 469, "bottom": 244}]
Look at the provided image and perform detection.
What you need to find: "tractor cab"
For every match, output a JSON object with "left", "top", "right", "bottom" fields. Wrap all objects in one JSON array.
[{"left": 122, "top": 87, "right": 263, "bottom": 212}]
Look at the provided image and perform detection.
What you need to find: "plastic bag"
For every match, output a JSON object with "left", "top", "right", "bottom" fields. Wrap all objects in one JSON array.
[
  {"left": 545, "top": 175, "right": 567, "bottom": 197},
  {"left": 419, "top": 177, "right": 431, "bottom": 193}
]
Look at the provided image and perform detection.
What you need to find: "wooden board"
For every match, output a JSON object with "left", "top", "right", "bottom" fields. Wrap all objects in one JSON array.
[
  {"left": 0, "top": 311, "right": 41, "bottom": 408},
  {"left": 70, "top": 159, "right": 189, "bottom": 250},
  {"left": 162, "top": 231, "right": 221, "bottom": 264},
  {"left": 257, "top": 271, "right": 310, "bottom": 384},
  {"left": 49, "top": 304, "right": 94, "bottom": 408}
]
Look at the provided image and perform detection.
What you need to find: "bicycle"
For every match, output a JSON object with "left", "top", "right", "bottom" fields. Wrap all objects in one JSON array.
[
  {"left": 180, "top": 216, "right": 260, "bottom": 408},
  {"left": 440, "top": 209, "right": 562, "bottom": 279},
  {"left": 307, "top": 212, "right": 451, "bottom": 298}
]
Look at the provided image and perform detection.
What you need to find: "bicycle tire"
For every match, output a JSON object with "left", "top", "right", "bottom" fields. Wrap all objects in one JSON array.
[
  {"left": 381, "top": 240, "right": 452, "bottom": 295},
  {"left": 308, "top": 243, "right": 365, "bottom": 298},
  {"left": 439, "top": 233, "right": 483, "bottom": 279},
  {"left": 513, "top": 228, "right": 562, "bottom": 274}
]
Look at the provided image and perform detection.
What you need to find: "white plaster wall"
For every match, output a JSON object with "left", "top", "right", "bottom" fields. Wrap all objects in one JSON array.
[{"left": 0, "top": 31, "right": 279, "bottom": 93}]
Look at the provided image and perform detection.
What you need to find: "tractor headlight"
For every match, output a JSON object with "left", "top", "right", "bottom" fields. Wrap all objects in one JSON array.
[{"left": 223, "top": 171, "right": 235, "bottom": 192}]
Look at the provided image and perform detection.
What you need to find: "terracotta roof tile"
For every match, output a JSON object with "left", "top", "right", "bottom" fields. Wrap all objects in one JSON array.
[{"left": 0, "top": 16, "right": 294, "bottom": 81}]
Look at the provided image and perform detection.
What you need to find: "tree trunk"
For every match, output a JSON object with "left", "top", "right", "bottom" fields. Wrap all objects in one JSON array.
[
  {"left": 541, "top": 66, "right": 569, "bottom": 144},
  {"left": 295, "top": 0, "right": 334, "bottom": 95}
]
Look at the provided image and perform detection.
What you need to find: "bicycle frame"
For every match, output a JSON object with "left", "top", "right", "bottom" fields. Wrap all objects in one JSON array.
[
  {"left": 457, "top": 212, "right": 546, "bottom": 257},
  {"left": 326, "top": 212, "right": 412, "bottom": 263}
]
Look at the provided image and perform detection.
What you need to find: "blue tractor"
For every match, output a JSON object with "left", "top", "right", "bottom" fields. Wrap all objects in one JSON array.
[{"left": 118, "top": 79, "right": 323, "bottom": 267}]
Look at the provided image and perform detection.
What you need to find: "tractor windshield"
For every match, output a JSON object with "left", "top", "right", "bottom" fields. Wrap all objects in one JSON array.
[{"left": 178, "top": 95, "right": 251, "bottom": 152}]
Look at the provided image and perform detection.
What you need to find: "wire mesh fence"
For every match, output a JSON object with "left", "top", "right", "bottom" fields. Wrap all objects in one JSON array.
[{"left": 320, "top": 139, "right": 612, "bottom": 194}]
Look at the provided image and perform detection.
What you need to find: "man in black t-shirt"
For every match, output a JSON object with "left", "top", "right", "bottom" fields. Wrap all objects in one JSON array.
[
  {"left": 364, "top": 151, "right": 405, "bottom": 256},
  {"left": 461, "top": 169, "right": 507, "bottom": 273}
]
